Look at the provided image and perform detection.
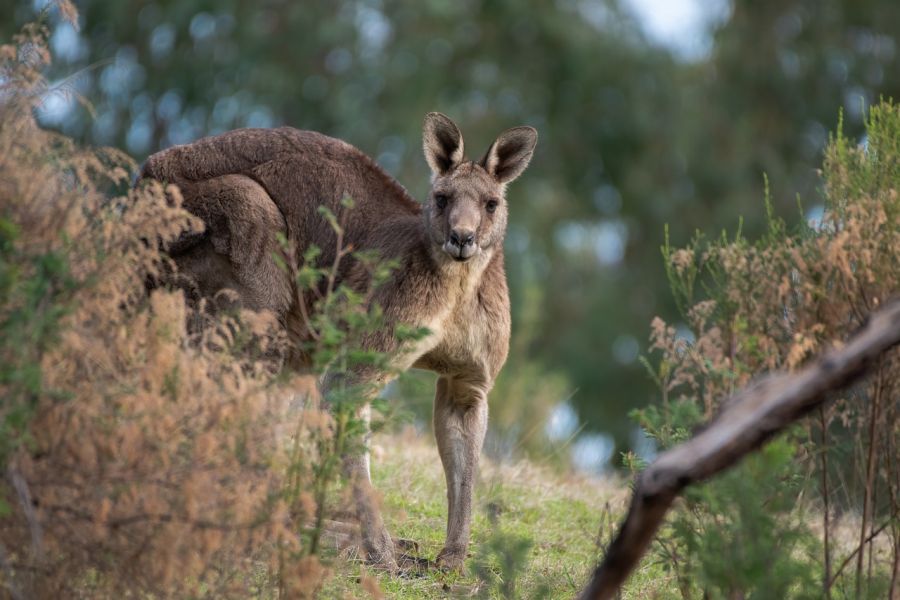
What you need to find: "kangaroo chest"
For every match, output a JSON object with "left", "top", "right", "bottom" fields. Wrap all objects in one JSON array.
[{"left": 407, "top": 271, "right": 507, "bottom": 379}]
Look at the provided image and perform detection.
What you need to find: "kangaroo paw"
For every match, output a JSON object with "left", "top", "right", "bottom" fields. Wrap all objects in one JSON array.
[
  {"left": 361, "top": 526, "right": 399, "bottom": 573},
  {"left": 392, "top": 537, "right": 420, "bottom": 554},
  {"left": 435, "top": 546, "right": 468, "bottom": 572}
]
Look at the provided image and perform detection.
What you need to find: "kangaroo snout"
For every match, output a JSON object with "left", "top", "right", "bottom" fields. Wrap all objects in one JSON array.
[
  {"left": 449, "top": 229, "right": 475, "bottom": 248},
  {"left": 445, "top": 228, "right": 478, "bottom": 261}
]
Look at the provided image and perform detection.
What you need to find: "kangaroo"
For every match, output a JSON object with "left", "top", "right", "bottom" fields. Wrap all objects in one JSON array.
[{"left": 138, "top": 113, "right": 538, "bottom": 571}]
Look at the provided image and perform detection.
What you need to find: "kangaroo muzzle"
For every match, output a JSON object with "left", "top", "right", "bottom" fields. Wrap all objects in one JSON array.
[{"left": 444, "top": 228, "right": 478, "bottom": 261}]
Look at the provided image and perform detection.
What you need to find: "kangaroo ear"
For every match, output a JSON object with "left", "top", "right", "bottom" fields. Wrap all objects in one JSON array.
[
  {"left": 423, "top": 112, "right": 465, "bottom": 176},
  {"left": 480, "top": 126, "right": 538, "bottom": 184}
]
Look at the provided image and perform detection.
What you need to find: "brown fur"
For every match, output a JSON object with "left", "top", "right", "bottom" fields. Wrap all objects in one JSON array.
[{"left": 139, "top": 113, "right": 537, "bottom": 571}]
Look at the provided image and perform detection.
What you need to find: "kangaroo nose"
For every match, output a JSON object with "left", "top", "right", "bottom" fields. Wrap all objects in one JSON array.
[{"left": 449, "top": 229, "right": 475, "bottom": 248}]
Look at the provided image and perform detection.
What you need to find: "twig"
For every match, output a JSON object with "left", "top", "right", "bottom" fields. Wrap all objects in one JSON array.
[
  {"left": 819, "top": 407, "right": 832, "bottom": 599},
  {"left": 7, "top": 465, "right": 43, "bottom": 559},
  {"left": 578, "top": 300, "right": 900, "bottom": 600},
  {"left": 829, "top": 513, "right": 898, "bottom": 588},
  {"left": 886, "top": 412, "right": 900, "bottom": 600},
  {"left": 41, "top": 503, "right": 274, "bottom": 531},
  {"left": 856, "top": 357, "right": 883, "bottom": 597}
]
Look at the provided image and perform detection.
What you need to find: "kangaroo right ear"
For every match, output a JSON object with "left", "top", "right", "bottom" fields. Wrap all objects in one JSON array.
[
  {"left": 479, "top": 126, "right": 538, "bottom": 184},
  {"left": 423, "top": 112, "right": 464, "bottom": 176}
]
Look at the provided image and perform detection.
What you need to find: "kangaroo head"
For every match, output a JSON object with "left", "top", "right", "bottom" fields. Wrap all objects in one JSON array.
[{"left": 422, "top": 112, "right": 537, "bottom": 263}]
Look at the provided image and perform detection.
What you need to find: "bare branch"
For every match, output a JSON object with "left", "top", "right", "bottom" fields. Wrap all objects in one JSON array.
[
  {"left": 579, "top": 300, "right": 900, "bottom": 600},
  {"left": 7, "top": 465, "right": 43, "bottom": 559}
]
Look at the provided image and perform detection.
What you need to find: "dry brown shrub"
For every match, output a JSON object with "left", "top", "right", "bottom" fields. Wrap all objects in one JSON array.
[
  {"left": 650, "top": 104, "right": 900, "bottom": 593},
  {"left": 0, "top": 15, "right": 331, "bottom": 599}
]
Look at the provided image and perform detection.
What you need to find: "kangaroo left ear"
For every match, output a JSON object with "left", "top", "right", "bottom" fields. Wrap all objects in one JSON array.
[
  {"left": 423, "top": 112, "right": 465, "bottom": 176},
  {"left": 479, "top": 126, "right": 538, "bottom": 184}
]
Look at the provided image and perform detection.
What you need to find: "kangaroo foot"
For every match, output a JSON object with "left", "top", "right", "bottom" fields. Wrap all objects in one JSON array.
[
  {"left": 435, "top": 546, "right": 468, "bottom": 572},
  {"left": 361, "top": 525, "right": 399, "bottom": 572},
  {"left": 390, "top": 538, "right": 433, "bottom": 577},
  {"left": 392, "top": 537, "right": 420, "bottom": 554}
]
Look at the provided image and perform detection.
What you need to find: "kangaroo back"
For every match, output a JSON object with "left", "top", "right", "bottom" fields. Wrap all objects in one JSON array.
[
  {"left": 140, "top": 127, "right": 421, "bottom": 224},
  {"left": 140, "top": 127, "right": 424, "bottom": 303}
]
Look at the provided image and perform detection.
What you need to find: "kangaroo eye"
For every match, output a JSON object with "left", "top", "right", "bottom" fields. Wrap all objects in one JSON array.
[
  {"left": 434, "top": 194, "right": 448, "bottom": 210},
  {"left": 485, "top": 199, "right": 499, "bottom": 213}
]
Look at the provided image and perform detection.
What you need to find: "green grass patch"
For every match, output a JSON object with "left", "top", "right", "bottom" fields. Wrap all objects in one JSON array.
[{"left": 316, "top": 430, "right": 672, "bottom": 599}]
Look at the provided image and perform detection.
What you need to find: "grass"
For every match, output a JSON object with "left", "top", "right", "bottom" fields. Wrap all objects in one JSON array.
[{"left": 315, "top": 428, "right": 675, "bottom": 599}]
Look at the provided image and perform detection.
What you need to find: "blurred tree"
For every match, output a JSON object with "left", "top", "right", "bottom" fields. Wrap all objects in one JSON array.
[{"left": 3, "top": 0, "right": 898, "bottom": 459}]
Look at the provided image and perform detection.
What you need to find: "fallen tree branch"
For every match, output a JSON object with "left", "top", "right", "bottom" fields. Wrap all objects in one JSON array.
[{"left": 579, "top": 300, "right": 900, "bottom": 600}]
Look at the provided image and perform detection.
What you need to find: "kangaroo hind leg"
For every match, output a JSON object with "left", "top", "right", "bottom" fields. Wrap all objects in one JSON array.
[
  {"left": 433, "top": 375, "right": 489, "bottom": 571},
  {"left": 172, "top": 174, "right": 294, "bottom": 318},
  {"left": 342, "top": 401, "right": 400, "bottom": 571}
]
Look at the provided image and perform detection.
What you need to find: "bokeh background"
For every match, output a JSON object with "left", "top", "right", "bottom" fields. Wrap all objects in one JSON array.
[{"left": 5, "top": 0, "right": 899, "bottom": 470}]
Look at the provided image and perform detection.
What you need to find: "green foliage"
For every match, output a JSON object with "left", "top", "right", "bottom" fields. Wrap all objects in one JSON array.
[
  {"left": 635, "top": 401, "right": 822, "bottom": 599},
  {"left": 473, "top": 507, "right": 549, "bottom": 600},
  {"left": 288, "top": 202, "right": 425, "bottom": 380},
  {"left": 0, "top": 188, "right": 78, "bottom": 468},
  {"left": 674, "top": 442, "right": 820, "bottom": 599}
]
